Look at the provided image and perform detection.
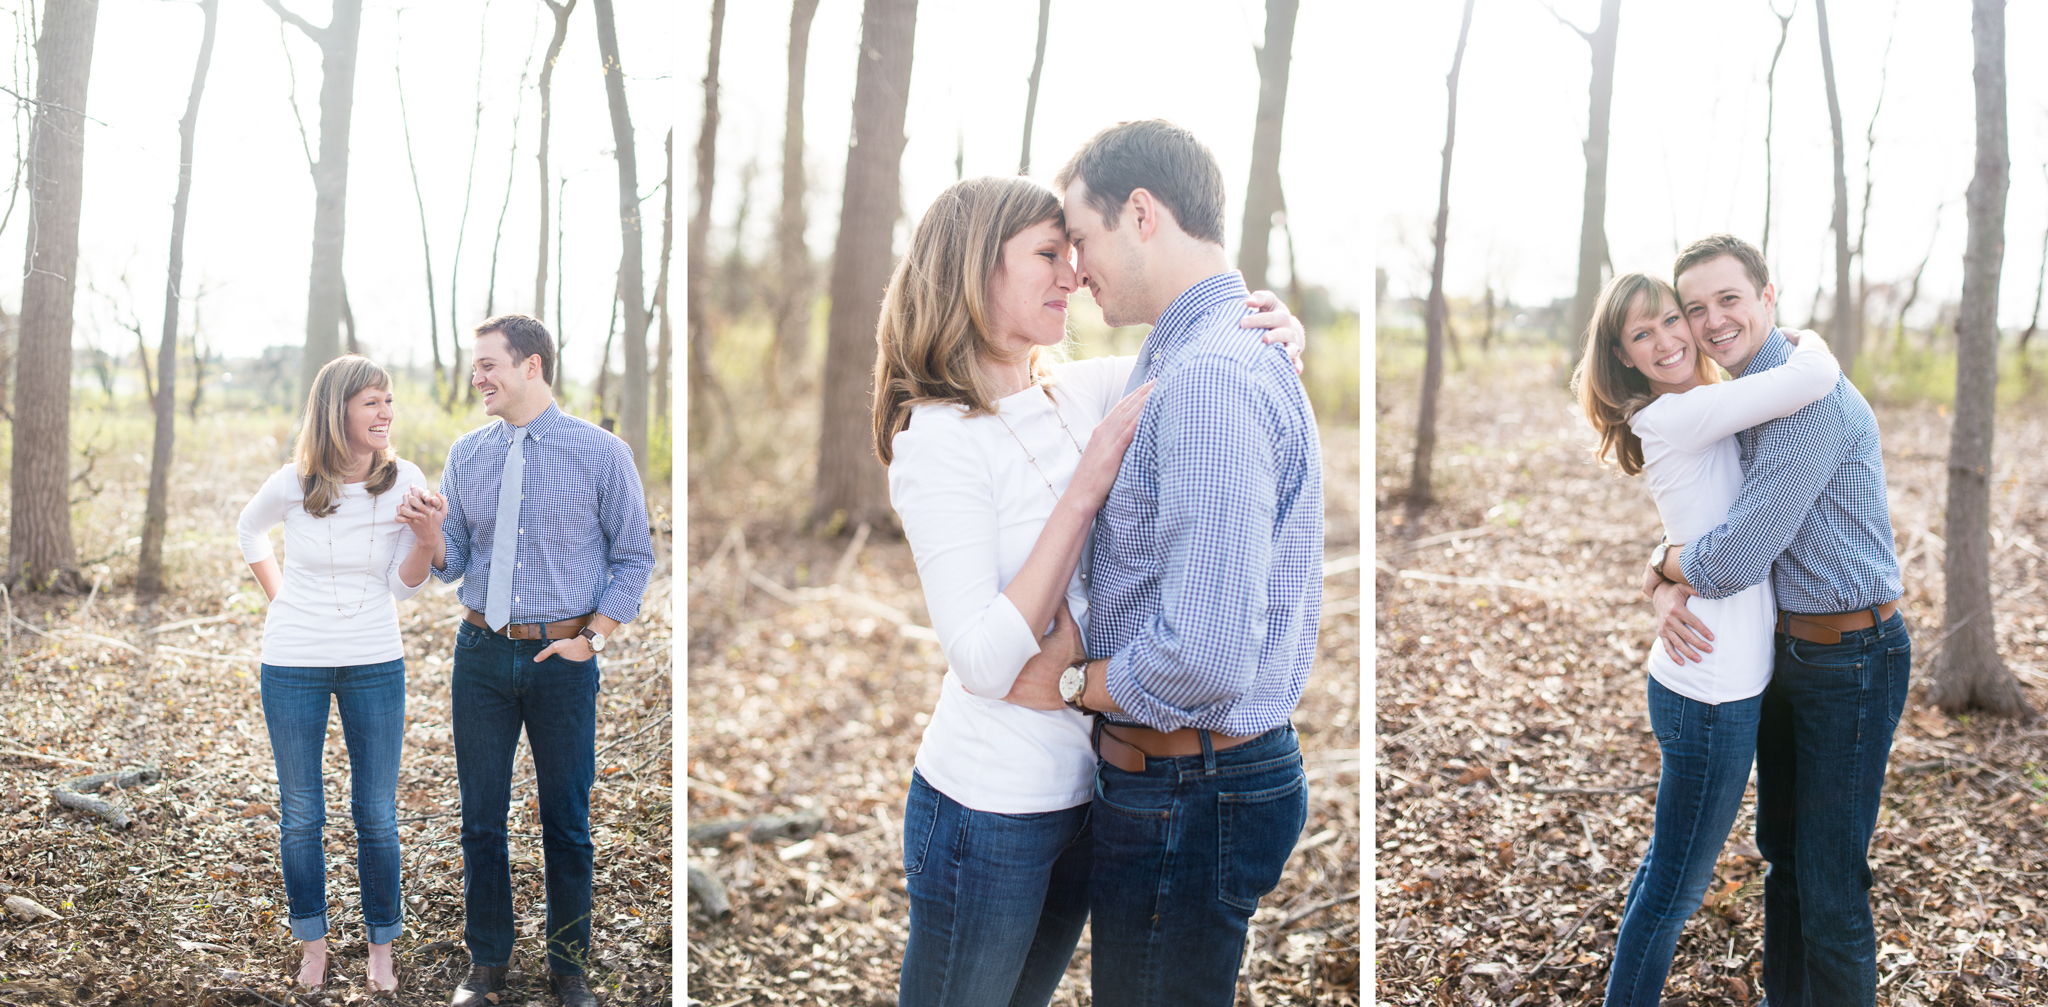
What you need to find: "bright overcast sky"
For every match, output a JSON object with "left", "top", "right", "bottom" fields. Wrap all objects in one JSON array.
[
  {"left": 2, "top": 0, "right": 676, "bottom": 379},
  {"left": 686, "top": 0, "right": 1363, "bottom": 312},
  {"left": 1376, "top": 1, "right": 2048, "bottom": 330}
]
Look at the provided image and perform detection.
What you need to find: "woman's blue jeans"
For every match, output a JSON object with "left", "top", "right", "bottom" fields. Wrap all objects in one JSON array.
[
  {"left": 1605, "top": 676, "right": 1763, "bottom": 1007},
  {"left": 897, "top": 769, "right": 1092, "bottom": 1007},
  {"left": 260, "top": 659, "right": 406, "bottom": 945}
]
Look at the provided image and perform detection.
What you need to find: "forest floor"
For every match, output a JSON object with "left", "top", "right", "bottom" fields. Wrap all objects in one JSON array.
[
  {"left": 1375, "top": 349, "right": 2048, "bottom": 1006},
  {"left": 0, "top": 408, "right": 675, "bottom": 1005},
  {"left": 683, "top": 401, "right": 1363, "bottom": 1006}
]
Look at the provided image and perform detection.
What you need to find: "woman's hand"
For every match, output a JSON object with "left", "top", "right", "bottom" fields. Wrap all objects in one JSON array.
[
  {"left": 1003, "top": 603, "right": 1083, "bottom": 711},
  {"left": 1242, "top": 289, "right": 1306, "bottom": 374},
  {"left": 1064, "top": 381, "right": 1154, "bottom": 511},
  {"left": 396, "top": 486, "right": 448, "bottom": 540}
]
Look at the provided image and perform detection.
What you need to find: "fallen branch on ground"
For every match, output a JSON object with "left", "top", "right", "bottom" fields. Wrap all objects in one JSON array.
[{"left": 49, "top": 766, "right": 162, "bottom": 829}]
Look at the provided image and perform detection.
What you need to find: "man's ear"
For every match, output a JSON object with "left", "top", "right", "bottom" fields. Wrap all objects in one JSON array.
[
  {"left": 1126, "top": 187, "right": 1158, "bottom": 242},
  {"left": 1759, "top": 281, "right": 1777, "bottom": 319}
]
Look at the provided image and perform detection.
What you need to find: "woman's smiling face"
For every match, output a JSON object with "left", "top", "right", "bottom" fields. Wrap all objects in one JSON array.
[
  {"left": 1612, "top": 289, "right": 1701, "bottom": 394},
  {"left": 985, "top": 217, "right": 1077, "bottom": 360}
]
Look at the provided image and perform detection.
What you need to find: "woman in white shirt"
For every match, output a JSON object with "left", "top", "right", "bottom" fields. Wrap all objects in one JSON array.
[
  {"left": 1574, "top": 273, "right": 1840, "bottom": 1006},
  {"left": 873, "top": 175, "right": 1302, "bottom": 1007},
  {"left": 236, "top": 355, "right": 447, "bottom": 996}
]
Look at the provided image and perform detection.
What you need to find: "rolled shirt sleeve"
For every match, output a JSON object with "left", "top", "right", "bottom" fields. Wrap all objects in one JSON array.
[{"left": 594, "top": 438, "right": 655, "bottom": 625}]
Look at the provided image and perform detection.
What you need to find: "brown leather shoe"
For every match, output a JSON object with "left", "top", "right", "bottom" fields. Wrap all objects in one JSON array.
[
  {"left": 448, "top": 964, "right": 508, "bottom": 1006},
  {"left": 548, "top": 972, "right": 596, "bottom": 1007}
]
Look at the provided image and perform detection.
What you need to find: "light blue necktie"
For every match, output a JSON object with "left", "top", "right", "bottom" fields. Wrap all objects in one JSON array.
[{"left": 484, "top": 426, "right": 527, "bottom": 630}]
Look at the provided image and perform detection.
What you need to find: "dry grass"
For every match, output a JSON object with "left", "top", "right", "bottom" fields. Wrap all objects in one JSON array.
[
  {"left": 1376, "top": 350, "right": 2048, "bottom": 1006},
  {"left": 0, "top": 403, "right": 674, "bottom": 1005}
]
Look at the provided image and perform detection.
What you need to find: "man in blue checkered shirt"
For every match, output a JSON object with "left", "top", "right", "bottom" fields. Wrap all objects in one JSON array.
[
  {"left": 1051, "top": 120, "right": 1323, "bottom": 1006},
  {"left": 1645, "top": 235, "right": 1908, "bottom": 1006}
]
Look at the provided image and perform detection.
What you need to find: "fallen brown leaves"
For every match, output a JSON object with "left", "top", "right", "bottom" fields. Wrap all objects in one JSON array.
[
  {"left": 0, "top": 417, "right": 673, "bottom": 1005},
  {"left": 686, "top": 414, "right": 1361, "bottom": 1005},
  {"left": 1376, "top": 356, "right": 2048, "bottom": 1006}
]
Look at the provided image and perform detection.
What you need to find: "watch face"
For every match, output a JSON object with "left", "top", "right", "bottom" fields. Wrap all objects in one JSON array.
[{"left": 1059, "top": 665, "right": 1085, "bottom": 701}]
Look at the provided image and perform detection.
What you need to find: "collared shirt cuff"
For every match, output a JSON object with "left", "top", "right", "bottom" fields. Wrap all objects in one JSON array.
[
  {"left": 596, "top": 591, "right": 643, "bottom": 627},
  {"left": 1103, "top": 651, "right": 1188, "bottom": 732},
  {"left": 1678, "top": 542, "right": 1727, "bottom": 600}
]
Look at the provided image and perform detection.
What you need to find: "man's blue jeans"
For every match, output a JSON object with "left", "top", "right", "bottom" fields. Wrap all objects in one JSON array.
[
  {"left": 897, "top": 769, "right": 1092, "bottom": 1007},
  {"left": 1089, "top": 723, "right": 1307, "bottom": 1007},
  {"left": 1755, "top": 609, "right": 1910, "bottom": 1006},
  {"left": 1605, "top": 676, "right": 1763, "bottom": 1006},
  {"left": 451, "top": 621, "right": 598, "bottom": 976},
  {"left": 260, "top": 659, "right": 406, "bottom": 945}
]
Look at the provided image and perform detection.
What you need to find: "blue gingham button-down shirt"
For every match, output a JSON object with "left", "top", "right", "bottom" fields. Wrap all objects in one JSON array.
[
  {"left": 1680, "top": 329, "right": 1902, "bottom": 613},
  {"left": 433, "top": 402, "right": 655, "bottom": 625},
  {"left": 1085, "top": 271, "right": 1323, "bottom": 734}
]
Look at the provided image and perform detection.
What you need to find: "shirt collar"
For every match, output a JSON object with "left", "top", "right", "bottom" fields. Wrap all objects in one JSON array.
[
  {"left": 1138, "top": 271, "right": 1251, "bottom": 369},
  {"left": 1740, "top": 327, "right": 1792, "bottom": 377},
  {"left": 500, "top": 401, "right": 565, "bottom": 442}
]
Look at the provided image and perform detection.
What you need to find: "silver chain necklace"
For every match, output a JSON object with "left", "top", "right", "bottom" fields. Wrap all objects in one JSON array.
[
  {"left": 324, "top": 482, "right": 378, "bottom": 619},
  {"left": 992, "top": 385, "right": 1086, "bottom": 503}
]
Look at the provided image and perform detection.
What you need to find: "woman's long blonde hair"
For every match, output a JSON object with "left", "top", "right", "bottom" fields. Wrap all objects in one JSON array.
[
  {"left": 294, "top": 355, "right": 398, "bottom": 516},
  {"left": 872, "top": 176, "right": 1065, "bottom": 465},
  {"left": 1571, "top": 272, "right": 1719, "bottom": 475}
]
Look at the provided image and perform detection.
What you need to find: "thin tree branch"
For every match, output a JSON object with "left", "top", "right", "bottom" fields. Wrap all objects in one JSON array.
[
  {"left": 1536, "top": 1, "right": 1593, "bottom": 43},
  {"left": 257, "top": 0, "right": 326, "bottom": 43}
]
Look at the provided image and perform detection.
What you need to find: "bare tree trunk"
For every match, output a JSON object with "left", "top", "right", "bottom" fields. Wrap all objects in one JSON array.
[
  {"left": 1017, "top": 0, "right": 1049, "bottom": 176},
  {"left": 188, "top": 294, "right": 205, "bottom": 419},
  {"left": 1761, "top": 0, "right": 1796, "bottom": 260},
  {"left": 263, "top": 0, "right": 362, "bottom": 403},
  {"left": 394, "top": 17, "right": 441, "bottom": 401},
  {"left": 593, "top": 0, "right": 650, "bottom": 481},
  {"left": 813, "top": 0, "right": 916, "bottom": 535},
  {"left": 2019, "top": 164, "right": 2047, "bottom": 360},
  {"left": 555, "top": 174, "right": 568, "bottom": 389},
  {"left": 536, "top": 0, "right": 576, "bottom": 321},
  {"left": 1815, "top": 0, "right": 1857, "bottom": 380},
  {"left": 447, "top": 0, "right": 493, "bottom": 409},
  {"left": 9, "top": 0, "right": 98, "bottom": 593},
  {"left": 1852, "top": 3, "right": 1897, "bottom": 355},
  {"left": 1237, "top": 0, "right": 1297, "bottom": 294},
  {"left": 687, "top": 0, "right": 727, "bottom": 449},
  {"left": 138, "top": 0, "right": 217, "bottom": 600},
  {"left": 1405, "top": 0, "right": 1474, "bottom": 517},
  {"left": 652, "top": 128, "right": 673, "bottom": 421},
  {"left": 768, "top": 0, "right": 819, "bottom": 401},
  {"left": 1933, "top": 0, "right": 2031, "bottom": 720},
  {"left": 1560, "top": 0, "right": 1620, "bottom": 368}
]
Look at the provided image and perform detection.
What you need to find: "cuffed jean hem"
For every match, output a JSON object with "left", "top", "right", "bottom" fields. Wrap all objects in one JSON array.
[
  {"left": 367, "top": 918, "right": 403, "bottom": 946},
  {"left": 288, "top": 910, "right": 329, "bottom": 943}
]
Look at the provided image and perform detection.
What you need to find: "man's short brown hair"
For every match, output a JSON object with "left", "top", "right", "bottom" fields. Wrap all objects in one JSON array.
[
  {"left": 1673, "top": 233, "right": 1770, "bottom": 296},
  {"left": 1054, "top": 119, "right": 1226, "bottom": 246},
  {"left": 475, "top": 313, "right": 556, "bottom": 386}
]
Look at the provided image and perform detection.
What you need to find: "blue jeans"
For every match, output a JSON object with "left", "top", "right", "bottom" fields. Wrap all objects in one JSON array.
[
  {"left": 1755, "top": 610, "right": 1910, "bottom": 1006},
  {"left": 260, "top": 659, "right": 406, "bottom": 945},
  {"left": 451, "top": 621, "right": 598, "bottom": 976},
  {"left": 1089, "top": 724, "right": 1307, "bottom": 1007},
  {"left": 1605, "top": 676, "right": 1763, "bottom": 1006},
  {"left": 897, "top": 770, "right": 1092, "bottom": 1007}
]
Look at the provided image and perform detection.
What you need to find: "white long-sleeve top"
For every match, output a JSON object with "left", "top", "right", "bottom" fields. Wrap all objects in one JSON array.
[
  {"left": 1628, "top": 337, "right": 1841, "bottom": 703},
  {"left": 888, "top": 355, "right": 1135, "bottom": 814},
  {"left": 236, "top": 460, "right": 432, "bottom": 667}
]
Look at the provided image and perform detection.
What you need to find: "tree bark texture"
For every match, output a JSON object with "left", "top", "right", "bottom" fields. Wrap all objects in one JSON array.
[
  {"left": 813, "top": 0, "right": 916, "bottom": 535},
  {"left": 1566, "top": 0, "right": 1620, "bottom": 365},
  {"left": 10, "top": 0, "right": 99, "bottom": 593},
  {"left": 770, "top": 0, "right": 820, "bottom": 399},
  {"left": 1237, "top": 0, "right": 1297, "bottom": 294},
  {"left": 1815, "top": 0, "right": 1858, "bottom": 379},
  {"left": 593, "top": 0, "right": 650, "bottom": 482},
  {"left": 1934, "top": 0, "right": 2030, "bottom": 719},
  {"left": 536, "top": 0, "right": 575, "bottom": 321},
  {"left": 1017, "top": 0, "right": 1050, "bottom": 176},
  {"left": 264, "top": 0, "right": 362, "bottom": 405},
  {"left": 687, "top": 0, "right": 725, "bottom": 449},
  {"left": 137, "top": 0, "right": 217, "bottom": 600},
  {"left": 1406, "top": 0, "right": 1474, "bottom": 516},
  {"left": 653, "top": 128, "right": 674, "bottom": 422}
]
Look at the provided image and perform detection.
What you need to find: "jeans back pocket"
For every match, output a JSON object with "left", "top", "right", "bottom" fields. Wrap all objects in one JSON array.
[{"left": 1217, "top": 772, "right": 1307, "bottom": 913}]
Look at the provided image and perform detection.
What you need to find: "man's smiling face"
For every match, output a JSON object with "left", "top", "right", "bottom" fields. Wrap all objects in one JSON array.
[{"left": 1676, "top": 253, "right": 1777, "bottom": 375}]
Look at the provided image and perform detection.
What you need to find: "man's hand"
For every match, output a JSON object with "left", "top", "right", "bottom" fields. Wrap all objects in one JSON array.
[
  {"left": 1004, "top": 603, "right": 1081, "bottom": 711},
  {"left": 535, "top": 635, "right": 596, "bottom": 663},
  {"left": 1652, "top": 580, "right": 1714, "bottom": 664}
]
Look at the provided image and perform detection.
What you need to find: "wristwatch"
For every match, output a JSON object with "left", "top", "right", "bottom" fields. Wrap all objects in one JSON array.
[
  {"left": 1648, "top": 538, "right": 1672, "bottom": 581},
  {"left": 579, "top": 626, "right": 608, "bottom": 653},
  {"left": 1059, "top": 658, "right": 1098, "bottom": 716}
]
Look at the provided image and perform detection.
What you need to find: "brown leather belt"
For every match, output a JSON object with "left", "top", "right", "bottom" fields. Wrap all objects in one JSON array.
[
  {"left": 464, "top": 608, "right": 592, "bottom": 641},
  {"left": 1775, "top": 599, "right": 1900, "bottom": 645},
  {"left": 1095, "top": 722, "right": 1256, "bottom": 774}
]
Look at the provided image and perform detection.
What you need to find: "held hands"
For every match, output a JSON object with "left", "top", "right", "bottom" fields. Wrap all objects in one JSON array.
[
  {"left": 1066, "top": 381, "right": 1155, "bottom": 511},
  {"left": 395, "top": 486, "right": 448, "bottom": 541},
  {"left": 1003, "top": 602, "right": 1083, "bottom": 711},
  {"left": 1242, "top": 289, "right": 1306, "bottom": 375},
  {"left": 1652, "top": 580, "right": 1714, "bottom": 665}
]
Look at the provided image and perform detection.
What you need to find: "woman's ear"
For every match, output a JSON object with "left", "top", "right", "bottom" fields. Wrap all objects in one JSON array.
[{"left": 1610, "top": 343, "right": 1634, "bottom": 369}]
